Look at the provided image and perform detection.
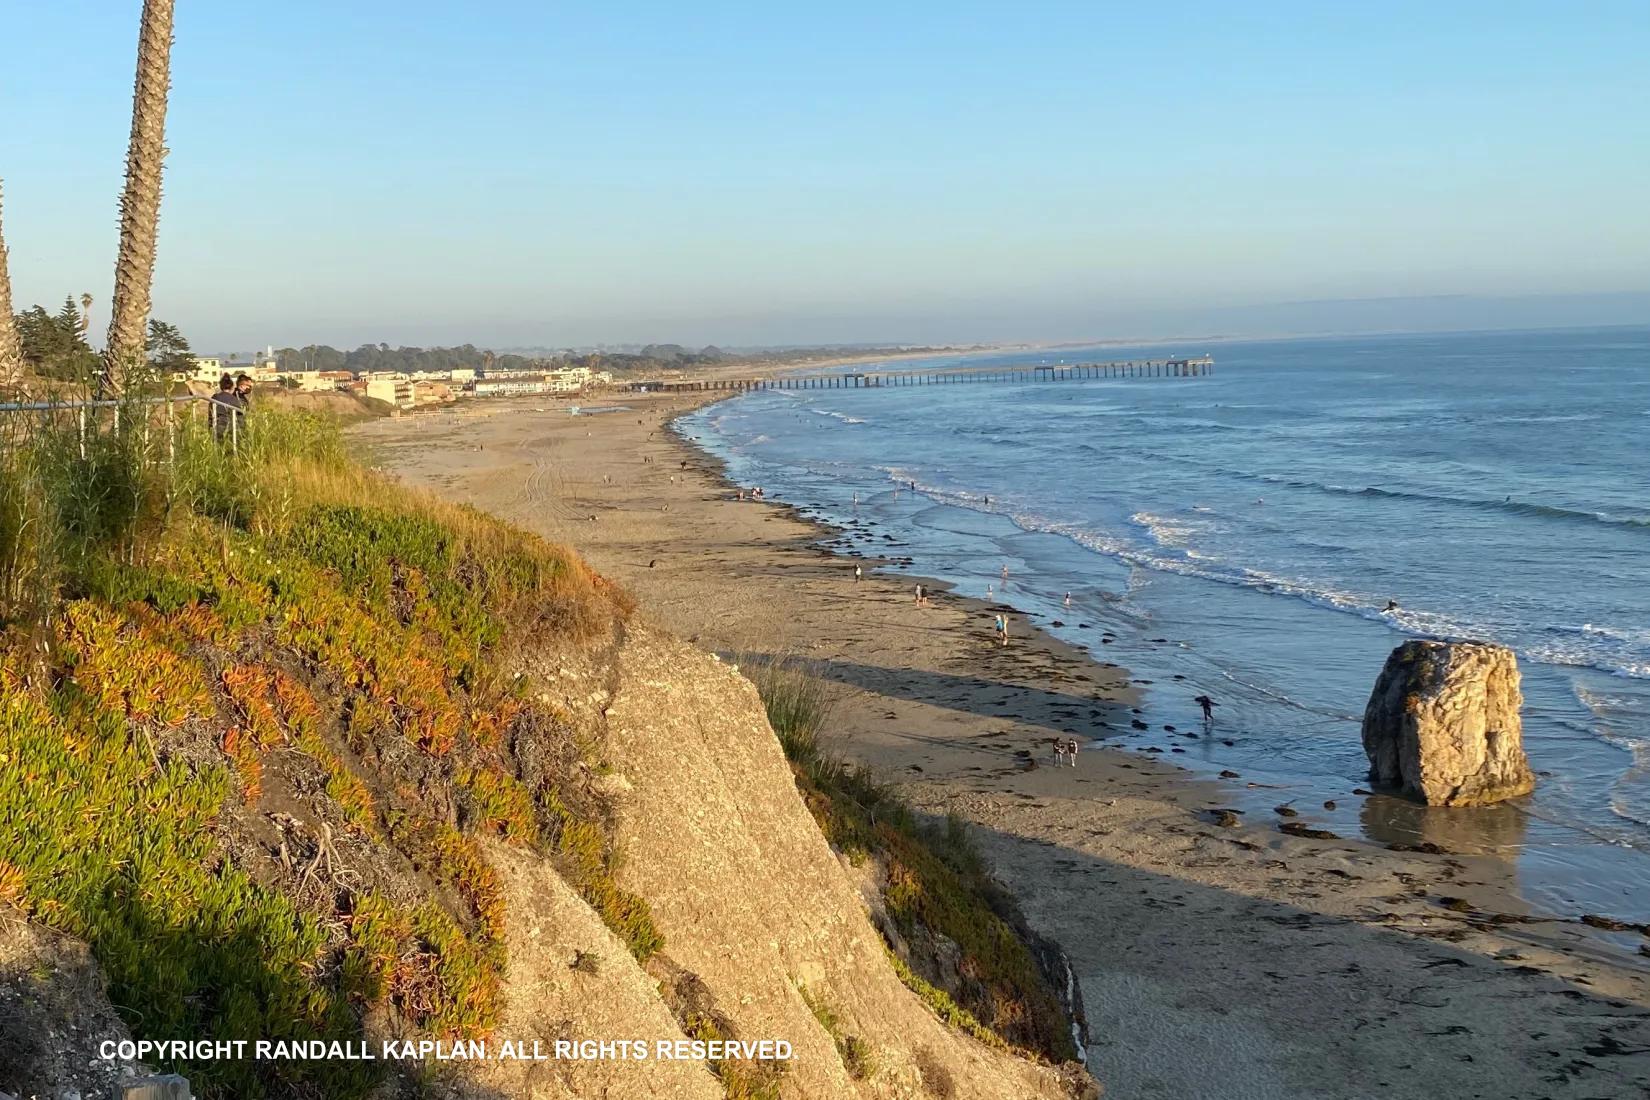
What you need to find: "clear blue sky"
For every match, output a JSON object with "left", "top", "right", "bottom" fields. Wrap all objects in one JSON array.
[{"left": 5, "top": 1, "right": 1648, "bottom": 350}]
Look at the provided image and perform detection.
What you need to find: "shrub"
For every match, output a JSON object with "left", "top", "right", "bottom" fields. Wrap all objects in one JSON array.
[
  {"left": 752, "top": 659, "right": 1076, "bottom": 1063},
  {"left": 0, "top": 678, "right": 378, "bottom": 1098},
  {"left": 801, "top": 985, "right": 876, "bottom": 1080},
  {"left": 743, "top": 654, "right": 832, "bottom": 765},
  {"left": 0, "top": 405, "right": 639, "bottom": 1096}
]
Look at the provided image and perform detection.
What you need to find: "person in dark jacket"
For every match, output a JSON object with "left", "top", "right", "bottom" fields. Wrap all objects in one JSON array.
[{"left": 208, "top": 373, "right": 245, "bottom": 442}]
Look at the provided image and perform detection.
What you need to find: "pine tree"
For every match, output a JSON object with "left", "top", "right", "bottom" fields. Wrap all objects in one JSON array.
[{"left": 146, "top": 318, "right": 194, "bottom": 378}]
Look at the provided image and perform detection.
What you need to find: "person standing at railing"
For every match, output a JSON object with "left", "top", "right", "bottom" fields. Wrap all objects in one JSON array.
[
  {"left": 208, "top": 373, "right": 245, "bottom": 444},
  {"left": 234, "top": 372, "right": 254, "bottom": 410}
]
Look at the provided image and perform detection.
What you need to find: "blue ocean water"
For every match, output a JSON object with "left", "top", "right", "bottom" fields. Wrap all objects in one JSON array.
[{"left": 678, "top": 327, "right": 1650, "bottom": 922}]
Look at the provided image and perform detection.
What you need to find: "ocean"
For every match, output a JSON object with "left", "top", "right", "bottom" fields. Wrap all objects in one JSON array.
[{"left": 678, "top": 326, "right": 1650, "bottom": 923}]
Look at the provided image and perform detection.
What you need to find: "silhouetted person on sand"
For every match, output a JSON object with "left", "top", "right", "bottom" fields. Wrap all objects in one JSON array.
[{"left": 1194, "top": 695, "right": 1216, "bottom": 723}]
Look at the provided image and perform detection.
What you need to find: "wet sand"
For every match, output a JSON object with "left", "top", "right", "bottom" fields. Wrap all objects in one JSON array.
[{"left": 357, "top": 393, "right": 1650, "bottom": 1099}]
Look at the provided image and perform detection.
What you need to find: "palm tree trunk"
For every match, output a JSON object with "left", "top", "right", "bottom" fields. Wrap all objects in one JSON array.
[
  {"left": 0, "top": 180, "right": 22, "bottom": 386},
  {"left": 104, "top": 0, "right": 176, "bottom": 391}
]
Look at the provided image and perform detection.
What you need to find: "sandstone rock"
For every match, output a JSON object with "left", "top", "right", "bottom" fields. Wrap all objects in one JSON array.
[{"left": 1362, "top": 640, "right": 1535, "bottom": 806}]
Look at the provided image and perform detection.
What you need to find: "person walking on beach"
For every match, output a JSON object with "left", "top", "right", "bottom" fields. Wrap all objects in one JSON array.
[
  {"left": 854, "top": 563, "right": 862, "bottom": 584},
  {"left": 1194, "top": 694, "right": 1217, "bottom": 725},
  {"left": 1064, "top": 592, "right": 1072, "bottom": 609}
]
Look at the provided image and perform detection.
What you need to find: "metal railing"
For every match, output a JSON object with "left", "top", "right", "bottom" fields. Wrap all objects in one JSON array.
[{"left": 0, "top": 391, "right": 251, "bottom": 456}]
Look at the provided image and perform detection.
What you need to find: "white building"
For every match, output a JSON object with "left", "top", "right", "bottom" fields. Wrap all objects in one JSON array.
[
  {"left": 365, "top": 378, "right": 417, "bottom": 408},
  {"left": 473, "top": 378, "right": 554, "bottom": 397},
  {"left": 278, "top": 370, "right": 352, "bottom": 392}
]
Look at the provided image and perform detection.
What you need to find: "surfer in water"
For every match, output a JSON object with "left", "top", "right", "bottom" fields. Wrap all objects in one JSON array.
[{"left": 1384, "top": 600, "right": 1400, "bottom": 613}]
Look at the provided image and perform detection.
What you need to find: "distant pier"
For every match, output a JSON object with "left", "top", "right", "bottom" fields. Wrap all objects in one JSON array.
[{"left": 624, "top": 355, "right": 1214, "bottom": 393}]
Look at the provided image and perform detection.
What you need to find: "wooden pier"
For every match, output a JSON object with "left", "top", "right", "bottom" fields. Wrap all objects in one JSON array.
[{"left": 623, "top": 355, "right": 1213, "bottom": 394}]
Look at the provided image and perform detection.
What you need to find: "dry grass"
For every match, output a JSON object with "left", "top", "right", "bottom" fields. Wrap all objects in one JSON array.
[
  {"left": 0, "top": 405, "right": 650, "bottom": 1097},
  {"left": 272, "top": 456, "right": 628, "bottom": 639}
]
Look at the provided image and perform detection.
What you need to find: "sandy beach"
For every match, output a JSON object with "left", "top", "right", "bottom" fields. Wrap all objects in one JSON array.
[{"left": 357, "top": 393, "right": 1650, "bottom": 1099}]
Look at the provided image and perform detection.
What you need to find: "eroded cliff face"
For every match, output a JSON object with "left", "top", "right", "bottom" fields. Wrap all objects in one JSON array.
[
  {"left": 5, "top": 620, "right": 1089, "bottom": 1100},
  {"left": 595, "top": 625, "right": 1083, "bottom": 1099}
]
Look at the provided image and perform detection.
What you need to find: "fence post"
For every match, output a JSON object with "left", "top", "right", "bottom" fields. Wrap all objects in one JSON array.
[{"left": 78, "top": 407, "right": 86, "bottom": 458}]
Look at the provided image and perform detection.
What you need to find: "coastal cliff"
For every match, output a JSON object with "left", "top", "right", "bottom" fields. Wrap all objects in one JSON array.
[{"left": 0, "top": 410, "right": 1090, "bottom": 1099}]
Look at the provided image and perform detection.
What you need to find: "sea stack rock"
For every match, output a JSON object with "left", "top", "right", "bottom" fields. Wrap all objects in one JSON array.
[{"left": 1361, "top": 640, "right": 1535, "bottom": 806}]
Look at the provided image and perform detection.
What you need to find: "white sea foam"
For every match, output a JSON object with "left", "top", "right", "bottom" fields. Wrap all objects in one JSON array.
[{"left": 874, "top": 470, "right": 1650, "bottom": 683}]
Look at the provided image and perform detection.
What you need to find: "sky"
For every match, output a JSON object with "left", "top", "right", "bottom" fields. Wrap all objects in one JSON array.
[{"left": 4, "top": 1, "right": 1649, "bottom": 351}]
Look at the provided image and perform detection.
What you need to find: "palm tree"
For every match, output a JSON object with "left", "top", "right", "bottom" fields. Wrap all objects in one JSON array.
[
  {"left": 0, "top": 180, "right": 21, "bottom": 386},
  {"left": 104, "top": 0, "right": 176, "bottom": 391}
]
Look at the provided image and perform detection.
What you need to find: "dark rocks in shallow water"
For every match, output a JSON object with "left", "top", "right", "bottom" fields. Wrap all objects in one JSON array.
[
  {"left": 1219, "top": 769, "right": 1241, "bottom": 779},
  {"left": 1362, "top": 640, "right": 1535, "bottom": 806},
  {"left": 1212, "top": 810, "right": 1241, "bottom": 827},
  {"left": 1131, "top": 719, "right": 1149, "bottom": 730},
  {"left": 1323, "top": 800, "right": 1337, "bottom": 810},
  {"left": 1579, "top": 914, "right": 1650, "bottom": 934},
  {"left": 1386, "top": 841, "right": 1449, "bottom": 854},
  {"left": 1051, "top": 620, "right": 1065, "bottom": 627},
  {"left": 1274, "top": 805, "right": 1299, "bottom": 818},
  {"left": 1280, "top": 822, "right": 1340, "bottom": 840}
]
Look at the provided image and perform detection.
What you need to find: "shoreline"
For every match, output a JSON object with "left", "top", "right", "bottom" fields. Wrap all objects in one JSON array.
[{"left": 357, "top": 392, "right": 1650, "bottom": 1099}]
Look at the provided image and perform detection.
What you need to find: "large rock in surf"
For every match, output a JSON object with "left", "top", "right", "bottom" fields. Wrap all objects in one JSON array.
[{"left": 1361, "top": 640, "right": 1535, "bottom": 806}]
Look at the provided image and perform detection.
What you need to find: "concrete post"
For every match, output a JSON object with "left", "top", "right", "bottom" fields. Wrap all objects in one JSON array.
[{"left": 117, "top": 1074, "right": 193, "bottom": 1099}]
